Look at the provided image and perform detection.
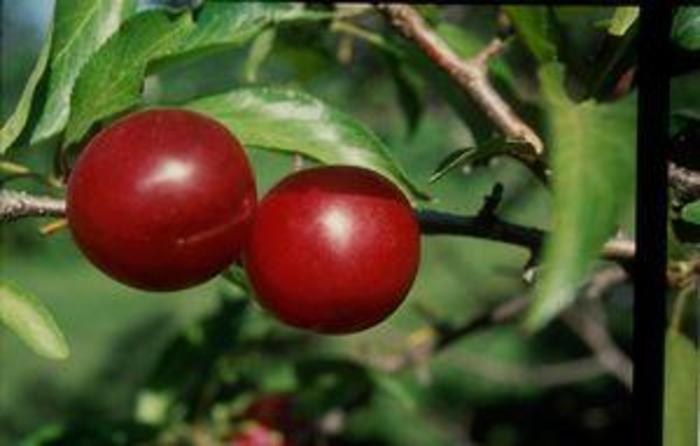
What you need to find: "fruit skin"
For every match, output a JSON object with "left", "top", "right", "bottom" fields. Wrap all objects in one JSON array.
[
  {"left": 244, "top": 393, "right": 297, "bottom": 431},
  {"left": 67, "top": 108, "right": 256, "bottom": 291},
  {"left": 229, "top": 422, "right": 287, "bottom": 446},
  {"left": 243, "top": 165, "right": 420, "bottom": 334}
]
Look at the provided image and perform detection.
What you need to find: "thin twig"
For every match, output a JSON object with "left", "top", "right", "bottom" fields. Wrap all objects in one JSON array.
[
  {"left": 377, "top": 4, "right": 545, "bottom": 159},
  {"left": 669, "top": 162, "right": 700, "bottom": 204},
  {"left": 370, "top": 296, "right": 529, "bottom": 372},
  {"left": 584, "top": 265, "right": 629, "bottom": 300},
  {"left": 370, "top": 263, "right": 632, "bottom": 376},
  {"left": 292, "top": 153, "right": 305, "bottom": 172},
  {"left": 562, "top": 301, "right": 633, "bottom": 390},
  {"left": 0, "top": 190, "right": 635, "bottom": 265},
  {"left": 0, "top": 190, "right": 66, "bottom": 222},
  {"left": 39, "top": 218, "right": 68, "bottom": 236}
]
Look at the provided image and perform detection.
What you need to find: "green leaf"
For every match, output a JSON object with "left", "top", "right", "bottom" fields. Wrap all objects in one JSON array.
[
  {"left": 429, "top": 137, "right": 528, "bottom": 184},
  {"left": 63, "top": 3, "right": 331, "bottom": 145},
  {"left": 178, "top": 2, "right": 322, "bottom": 56},
  {"left": 30, "top": 0, "right": 138, "bottom": 145},
  {"left": 294, "top": 358, "right": 374, "bottom": 414},
  {"left": 0, "top": 25, "right": 53, "bottom": 154},
  {"left": 672, "top": 7, "right": 700, "bottom": 51},
  {"left": 390, "top": 35, "right": 492, "bottom": 144},
  {"left": 523, "top": 63, "right": 636, "bottom": 330},
  {"left": 0, "top": 280, "right": 69, "bottom": 360},
  {"left": 682, "top": 201, "right": 700, "bottom": 225},
  {"left": 503, "top": 6, "right": 557, "bottom": 63},
  {"left": 664, "top": 330, "right": 698, "bottom": 446},
  {"left": 371, "top": 372, "right": 417, "bottom": 411},
  {"left": 670, "top": 110, "right": 700, "bottom": 138},
  {"left": 608, "top": 7, "right": 639, "bottom": 36},
  {"left": 385, "top": 55, "right": 424, "bottom": 136},
  {"left": 244, "top": 27, "right": 276, "bottom": 83},
  {"left": 64, "top": 11, "right": 194, "bottom": 145},
  {"left": 185, "top": 87, "right": 428, "bottom": 201}
]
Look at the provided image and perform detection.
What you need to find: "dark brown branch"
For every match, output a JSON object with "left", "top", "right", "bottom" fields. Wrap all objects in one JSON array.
[
  {"left": 416, "top": 209, "right": 635, "bottom": 264},
  {"left": 370, "top": 296, "right": 529, "bottom": 372},
  {"left": 378, "top": 5, "right": 545, "bottom": 165},
  {"left": 0, "top": 190, "right": 66, "bottom": 222}
]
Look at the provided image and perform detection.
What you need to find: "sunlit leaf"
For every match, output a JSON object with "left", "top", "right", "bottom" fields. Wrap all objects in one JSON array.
[
  {"left": 64, "top": 3, "right": 331, "bottom": 145},
  {"left": 185, "top": 87, "right": 428, "bottom": 200},
  {"left": 608, "top": 7, "right": 639, "bottom": 36},
  {"left": 30, "top": 0, "right": 138, "bottom": 145},
  {"left": 0, "top": 24, "right": 53, "bottom": 154},
  {"left": 64, "top": 11, "right": 195, "bottom": 144},
  {"left": 0, "top": 280, "right": 69, "bottom": 360},
  {"left": 244, "top": 27, "right": 276, "bottom": 83},
  {"left": 524, "top": 63, "right": 636, "bottom": 330}
]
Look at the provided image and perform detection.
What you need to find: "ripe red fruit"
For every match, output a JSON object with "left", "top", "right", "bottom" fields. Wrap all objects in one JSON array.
[
  {"left": 245, "top": 394, "right": 295, "bottom": 429},
  {"left": 240, "top": 393, "right": 311, "bottom": 446},
  {"left": 229, "top": 422, "right": 287, "bottom": 446},
  {"left": 67, "top": 109, "right": 256, "bottom": 291},
  {"left": 243, "top": 166, "right": 420, "bottom": 333}
]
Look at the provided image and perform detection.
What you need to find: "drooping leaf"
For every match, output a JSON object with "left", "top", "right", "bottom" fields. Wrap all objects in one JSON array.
[
  {"left": 682, "top": 200, "right": 700, "bottom": 225},
  {"left": 0, "top": 25, "right": 53, "bottom": 154},
  {"left": 608, "top": 7, "right": 640, "bottom": 36},
  {"left": 30, "top": 0, "right": 138, "bottom": 145},
  {"left": 523, "top": 63, "right": 636, "bottom": 330},
  {"left": 0, "top": 280, "right": 69, "bottom": 360},
  {"left": 185, "top": 87, "right": 428, "bottom": 200},
  {"left": 389, "top": 35, "right": 493, "bottom": 145},
  {"left": 502, "top": 6, "right": 558, "bottom": 63},
  {"left": 672, "top": 7, "right": 700, "bottom": 51},
  {"left": 385, "top": 54, "right": 424, "bottom": 136},
  {"left": 663, "top": 330, "right": 698, "bottom": 446},
  {"left": 429, "top": 137, "right": 527, "bottom": 184},
  {"left": 64, "top": 11, "right": 195, "bottom": 145},
  {"left": 244, "top": 27, "right": 276, "bottom": 83}
]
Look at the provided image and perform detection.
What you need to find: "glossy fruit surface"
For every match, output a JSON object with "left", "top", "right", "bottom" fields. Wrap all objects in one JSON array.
[
  {"left": 243, "top": 166, "right": 420, "bottom": 333},
  {"left": 67, "top": 108, "right": 256, "bottom": 291}
]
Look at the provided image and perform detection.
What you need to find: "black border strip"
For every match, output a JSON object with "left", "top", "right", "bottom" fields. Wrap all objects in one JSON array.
[{"left": 636, "top": 1, "right": 671, "bottom": 445}]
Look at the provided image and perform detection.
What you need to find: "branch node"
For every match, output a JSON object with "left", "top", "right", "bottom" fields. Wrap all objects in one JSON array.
[{"left": 477, "top": 182, "right": 504, "bottom": 221}]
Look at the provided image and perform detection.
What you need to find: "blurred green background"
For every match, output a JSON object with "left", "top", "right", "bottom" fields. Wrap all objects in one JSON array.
[{"left": 1, "top": 2, "right": 634, "bottom": 445}]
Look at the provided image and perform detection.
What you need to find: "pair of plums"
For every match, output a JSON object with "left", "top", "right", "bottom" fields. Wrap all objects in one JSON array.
[{"left": 67, "top": 109, "right": 420, "bottom": 334}]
